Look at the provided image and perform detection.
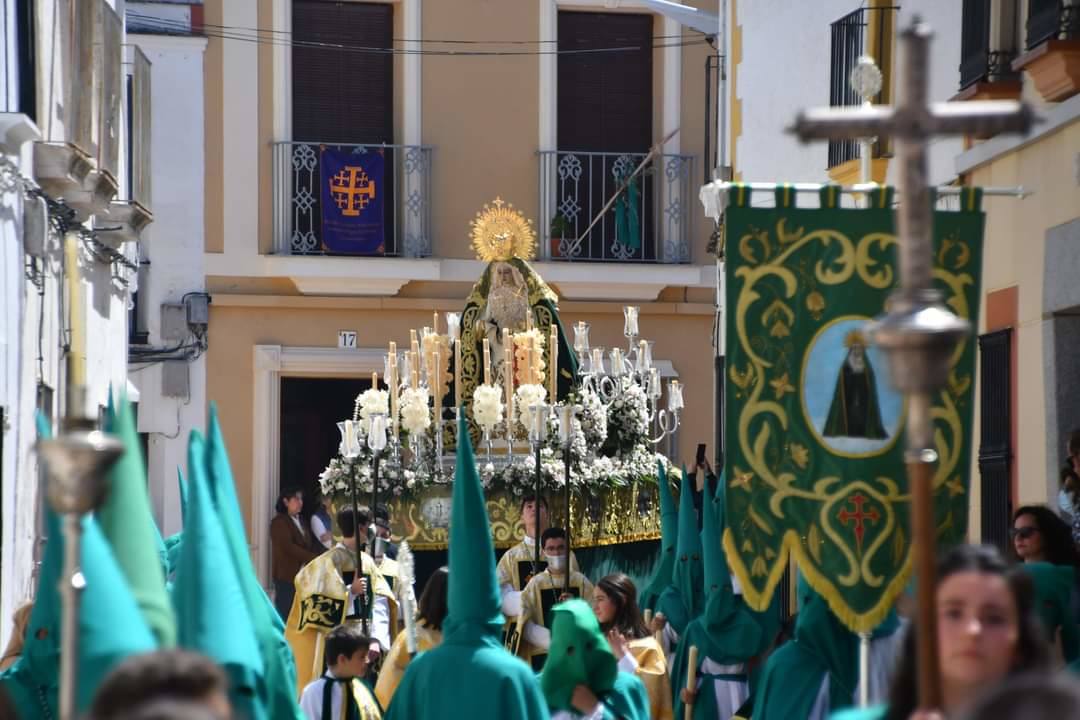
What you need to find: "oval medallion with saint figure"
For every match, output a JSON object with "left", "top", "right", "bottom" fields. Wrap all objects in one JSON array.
[{"left": 801, "top": 316, "right": 905, "bottom": 458}]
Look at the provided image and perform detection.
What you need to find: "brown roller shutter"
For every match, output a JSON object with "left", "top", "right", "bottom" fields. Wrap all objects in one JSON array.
[
  {"left": 557, "top": 11, "right": 652, "bottom": 153},
  {"left": 292, "top": 1, "right": 393, "bottom": 144}
]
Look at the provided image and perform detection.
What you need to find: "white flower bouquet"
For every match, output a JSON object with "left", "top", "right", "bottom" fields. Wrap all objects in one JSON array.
[
  {"left": 399, "top": 387, "right": 431, "bottom": 434},
  {"left": 472, "top": 384, "right": 505, "bottom": 432},
  {"left": 514, "top": 384, "right": 548, "bottom": 435}
]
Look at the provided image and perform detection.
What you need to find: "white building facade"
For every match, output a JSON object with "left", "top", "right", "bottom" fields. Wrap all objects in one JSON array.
[{"left": 0, "top": 0, "right": 153, "bottom": 644}]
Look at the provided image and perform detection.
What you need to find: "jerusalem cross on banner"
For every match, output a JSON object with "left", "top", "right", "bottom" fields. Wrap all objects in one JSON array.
[
  {"left": 721, "top": 184, "right": 984, "bottom": 632},
  {"left": 320, "top": 147, "right": 386, "bottom": 254}
]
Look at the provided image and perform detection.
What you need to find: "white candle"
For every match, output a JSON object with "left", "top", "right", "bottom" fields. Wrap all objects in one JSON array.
[{"left": 483, "top": 338, "right": 492, "bottom": 385}]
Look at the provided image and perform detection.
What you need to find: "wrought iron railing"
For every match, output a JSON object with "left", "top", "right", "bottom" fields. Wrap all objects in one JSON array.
[
  {"left": 271, "top": 141, "right": 433, "bottom": 257},
  {"left": 536, "top": 150, "right": 694, "bottom": 263},
  {"left": 826, "top": 6, "right": 896, "bottom": 169},
  {"left": 959, "top": 0, "right": 1018, "bottom": 90},
  {"left": 1026, "top": 0, "right": 1080, "bottom": 49}
]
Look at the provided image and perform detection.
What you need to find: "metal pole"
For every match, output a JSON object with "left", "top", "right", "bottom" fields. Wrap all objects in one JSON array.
[
  {"left": 349, "top": 465, "right": 369, "bottom": 637},
  {"left": 58, "top": 516, "right": 83, "bottom": 720},
  {"left": 564, "top": 444, "right": 572, "bottom": 593},
  {"left": 858, "top": 631, "right": 871, "bottom": 707},
  {"left": 534, "top": 440, "right": 542, "bottom": 574}
]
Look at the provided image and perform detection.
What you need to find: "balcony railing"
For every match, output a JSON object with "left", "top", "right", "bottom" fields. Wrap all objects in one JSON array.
[
  {"left": 537, "top": 150, "right": 694, "bottom": 264},
  {"left": 1026, "top": 0, "right": 1080, "bottom": 49},
  {"left": 959, "top": 0, "right": 1020, "bottom": 89},
  {"left": 271, "top": 141, "right": 433, "bottom": 257}
]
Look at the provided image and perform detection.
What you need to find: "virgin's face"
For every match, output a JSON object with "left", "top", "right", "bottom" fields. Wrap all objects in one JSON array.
[
  {"left": 937, "top": 571, "right": 1019, "bottom": 691},
  {"left": 592, "top": 587, "right": 617, "bottom": 625}
]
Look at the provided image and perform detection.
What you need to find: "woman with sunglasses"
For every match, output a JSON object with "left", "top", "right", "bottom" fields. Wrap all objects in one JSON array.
[
  {"left": 1011, "top": 506, "right": 1080, "bottom": 664},
  {"left": 1011, "top": 505, "right": 1077, "bottom": 566}
]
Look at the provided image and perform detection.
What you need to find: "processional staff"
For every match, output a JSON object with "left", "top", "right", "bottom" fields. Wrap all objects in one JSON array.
[{"left": 790, "top": 18, "right": 1032, "bottom": 710}]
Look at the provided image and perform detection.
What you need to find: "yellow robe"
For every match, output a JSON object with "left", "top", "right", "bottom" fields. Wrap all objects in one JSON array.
[
  {"left": 628, "top": 635, "right": 674, "bottom": 720},
  {"left": 374, "top": 622, "right": 443, "bottom": 709},
  {"left": 519, "top": 569, "right": 593, "bottom": 670},
  {"left": 285, "top": 544, "right": 398, "bottom": 697},
  {"left": 375, "top": 555, "right": 416, "bottom": 630}
]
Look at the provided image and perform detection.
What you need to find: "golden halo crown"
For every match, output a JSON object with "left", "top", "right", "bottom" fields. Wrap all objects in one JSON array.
[
  {"left": 843, "top": 329, "right": 868, "bottom": 348},
  {"left": 470, "top": 197, "right": 536, "bottom": 263}
]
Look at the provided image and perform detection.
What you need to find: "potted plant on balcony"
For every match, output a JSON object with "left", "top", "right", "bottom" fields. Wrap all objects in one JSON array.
[{"left": 550, "top": 212, "right": 573, "bottom": 258}]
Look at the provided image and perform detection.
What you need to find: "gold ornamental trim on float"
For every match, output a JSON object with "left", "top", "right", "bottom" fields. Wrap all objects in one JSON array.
[{"left": 377, "top": 482, "right": 662, "bottom": 551}]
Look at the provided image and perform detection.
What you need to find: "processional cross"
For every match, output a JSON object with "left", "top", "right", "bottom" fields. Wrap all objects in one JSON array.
[{"left": 790, "top": 19, "right": 1033, "bottom": 710}]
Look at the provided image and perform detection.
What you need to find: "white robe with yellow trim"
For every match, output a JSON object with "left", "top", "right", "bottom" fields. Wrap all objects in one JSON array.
[{"left": 518, "top": 568, "right": 593, "bottom": 670}]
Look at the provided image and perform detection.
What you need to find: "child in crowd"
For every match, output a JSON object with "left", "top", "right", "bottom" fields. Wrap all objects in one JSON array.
[{"left": 300, "top": 625, "right": 383, "bottom": 720}]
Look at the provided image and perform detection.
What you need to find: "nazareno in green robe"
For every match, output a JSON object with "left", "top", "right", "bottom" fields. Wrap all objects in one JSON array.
[
  {"left": 750, "top": 580, "right": 900, "bottom": 720},
  {"left": 384, "top": 417, "right": 549, "bottom": 720}
]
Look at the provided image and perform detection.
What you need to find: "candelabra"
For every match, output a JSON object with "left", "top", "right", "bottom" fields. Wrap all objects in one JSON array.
[
  {"left": 368, "top": 413, "right": 388, "bottom": 557},
  {"left": 572, "top": 309, "right": 684, "bottom": 445},
  {"left": 555, "top": 404, "right": 579, "bottom": 592},
  {"left": 528, "top": 401, "right": 550, "bottom": 573}
]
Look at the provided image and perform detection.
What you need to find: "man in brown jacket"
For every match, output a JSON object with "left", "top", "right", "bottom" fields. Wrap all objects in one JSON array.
[{"left": 271, "top": 487, "right": 318, "bottom": 620}]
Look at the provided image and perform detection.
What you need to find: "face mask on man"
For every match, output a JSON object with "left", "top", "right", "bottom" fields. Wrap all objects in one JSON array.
[{"left": 546, "top": 553, "right": 567, "bottom": 572}]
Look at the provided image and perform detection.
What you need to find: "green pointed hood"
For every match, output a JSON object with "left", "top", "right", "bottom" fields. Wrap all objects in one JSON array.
[
  {"left": 701, "top": 469, "right": 727, "bottom": 593},
  {"left": 204, "top": 406, "right": 301, "bottom": 717},
  {"left": 539, "top": 598, "right": 618, "bottom": 711},
  {"left": 98, "top": 396, "right": 176, "bottom": 646},
  {"left": 175, "top": 430, "right": 265, "bottom": 718},
  {"left": 640, "top": 462, "right": 678, "bottom": 611},
  {"left": 178, "top": 466, "right": 189, "bottom": 527},
  {"left": 0, "top": 414, "right": 61, "bottom": 717},
  {"left": 445, "top": 413, "right": 503, "bottom": 639},
  {"left": 77, "top": 516, "right": 158, "bottom": 709},
  {"left": 672, "top": 465, "right": 704, "bottom": 618}
]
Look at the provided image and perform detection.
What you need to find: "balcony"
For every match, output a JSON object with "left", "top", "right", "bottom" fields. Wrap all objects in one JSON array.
[
  {"left": 536, "top": 150, "right": 694, "bottom": 264},
  {"left": 825, "top": 6, "right": 896, "bottom": 181},
  {"left": 1013, "top": 0, "right": 1080, "bottom": 102},
  {"left": 271, "top": 141, "right": 432, "bottom": 258},
  {"left": 95, "top": 45, "right": 153, "bottom": 244}
]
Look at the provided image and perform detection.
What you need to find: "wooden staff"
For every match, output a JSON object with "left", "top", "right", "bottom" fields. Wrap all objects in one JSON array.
[
  {"left": 576, "top": 127, "right": 679, "bottom": 245},
  {"left": 684, "top": 645, "right": 698, "bottom": 720}
]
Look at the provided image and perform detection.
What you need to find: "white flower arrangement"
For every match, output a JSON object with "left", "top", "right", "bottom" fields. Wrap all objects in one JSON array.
[
  {"left": 514, "top": 384, "right": 548, "bottom": 435},
  {"left": 399, "top": 387, "right": 431, "bottom": 434},
  {"left": 609, "top": 377, "right": 649, "bottom": 451},
  {"left": 472, "top": 384, "right": 505, "bottom": 432},
  {"left": 356, "top": 388, "right": 390, "bottom": 422}
]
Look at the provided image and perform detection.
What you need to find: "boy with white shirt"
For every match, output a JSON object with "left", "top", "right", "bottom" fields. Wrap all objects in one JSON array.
[{"left": 299, "top": 625, "right": 382, "bottom": 720}]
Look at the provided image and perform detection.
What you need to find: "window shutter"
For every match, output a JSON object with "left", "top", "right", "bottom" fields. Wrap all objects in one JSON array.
[
  {"left": 292, "top": 1, "right": 393, "bottom": 144},
  {"left": 557, "top": 11, "right": 652, "bottom": 153},
  {"left": 978, "top": 329, "right": 1013, "bottom": 552}
]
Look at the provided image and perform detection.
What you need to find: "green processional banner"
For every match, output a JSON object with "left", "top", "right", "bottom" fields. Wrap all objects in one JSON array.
[{"left": 721, "top": 184, "right": 985, "bottom": 632}]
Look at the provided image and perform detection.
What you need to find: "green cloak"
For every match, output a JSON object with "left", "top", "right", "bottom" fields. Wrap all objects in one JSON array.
[
  {"left": 540, "top": 599, "right": 649, "bottom": 720},
  {"left": 639, "top": 461, "right": 678, "bottom": 612},
  {"left": 205, "top": 406, "right": 303, "bottom": 718},
  {"left": 752, "top": 580, "right": 899, "bottom": 720},
  {"left": 1020, "top": 562, "right": 1080, "bottom": 663},
  {"left": 655, "top": 467, "right": 704, "bottom": 636},
  {"left": 671, "top": 471, "right": 764, "bottom": 720},
  {"left": 99, "top": 396, "right": 177, "bottom": 647},
  {"left": 384, "top": 416, "right": 549, "bottom": 720},
  {"left": 174, "top": 430, "right": 266, "bottom": 720}
]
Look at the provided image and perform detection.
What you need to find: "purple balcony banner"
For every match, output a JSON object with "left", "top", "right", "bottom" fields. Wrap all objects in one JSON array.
[{"left": 320, "top": 147, "right": 386, "bottom": 254}]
